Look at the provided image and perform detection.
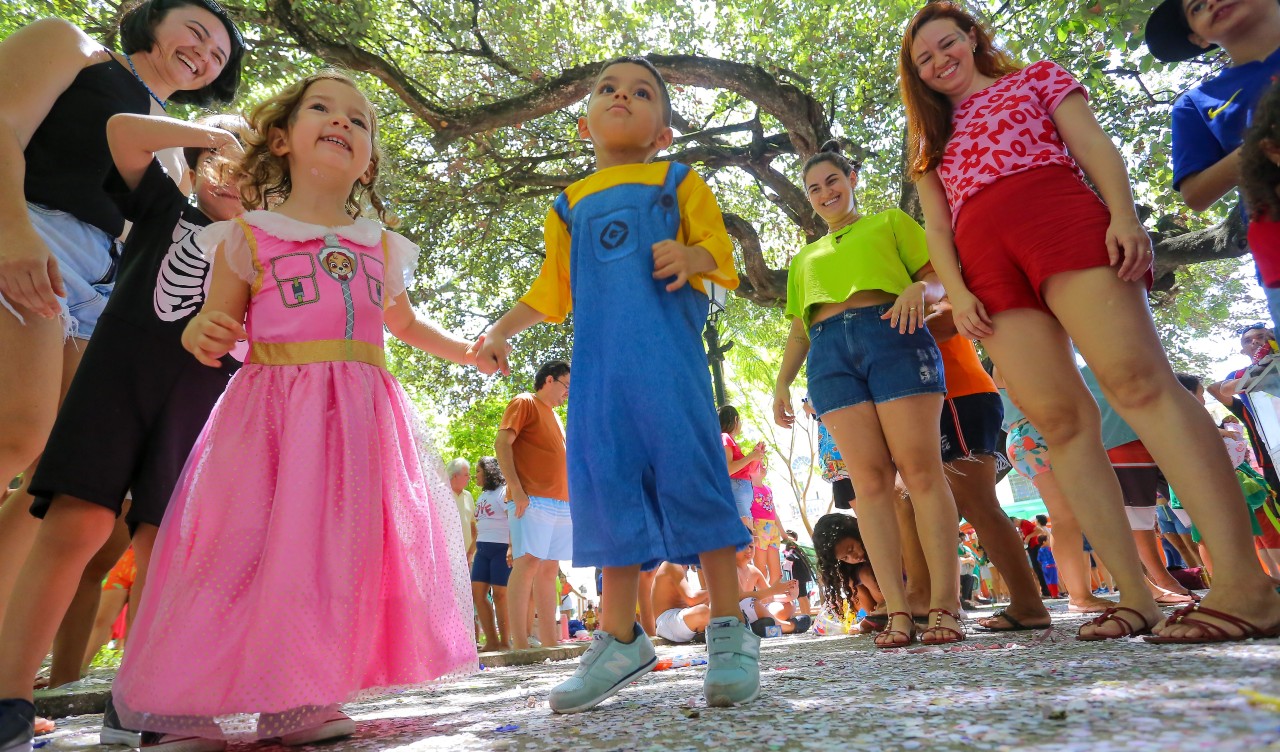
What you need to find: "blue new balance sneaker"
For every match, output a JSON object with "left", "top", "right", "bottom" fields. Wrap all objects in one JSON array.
[
  {"left": 703, "top": 616, "right": 760, "bottom": 707},
  {"left": 548, "top": 623, "right": 656, "bottom": 714}
]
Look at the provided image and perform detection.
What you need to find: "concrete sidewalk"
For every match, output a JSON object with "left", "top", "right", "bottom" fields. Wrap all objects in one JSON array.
[{"left": 33, "top": 603, "right": 1280, "bottom": 751}]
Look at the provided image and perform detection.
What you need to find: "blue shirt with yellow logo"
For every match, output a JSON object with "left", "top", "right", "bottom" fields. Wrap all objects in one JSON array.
[{"left": 1171, "top": 47, "right": 1280, "bottom": 191}]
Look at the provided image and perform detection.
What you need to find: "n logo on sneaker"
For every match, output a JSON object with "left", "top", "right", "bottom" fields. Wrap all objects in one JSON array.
[{"left": 601, "top": 652, "right": 635, "bottom": 677}]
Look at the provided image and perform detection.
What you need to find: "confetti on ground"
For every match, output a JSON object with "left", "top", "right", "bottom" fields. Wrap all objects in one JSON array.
[{"left": 31, "top": 602, "right": 1280, "bottom": 751}]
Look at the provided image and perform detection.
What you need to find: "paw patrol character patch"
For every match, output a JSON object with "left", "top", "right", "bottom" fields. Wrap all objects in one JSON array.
[{"left": 318, "top": 234, "right": 359, "bottom": 339}]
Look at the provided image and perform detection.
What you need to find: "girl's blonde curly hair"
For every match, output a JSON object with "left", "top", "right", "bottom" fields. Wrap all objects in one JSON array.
[{"left": 238, "top": 69, "right": 392, "bottom": 224}]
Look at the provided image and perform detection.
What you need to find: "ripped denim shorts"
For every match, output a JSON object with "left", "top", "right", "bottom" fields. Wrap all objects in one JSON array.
[
  {"left": 0, "top": 203, "right": 119, "bottom": 339},
  {"left": 805, "top": 304, "right": 946, "bottom": 417}
]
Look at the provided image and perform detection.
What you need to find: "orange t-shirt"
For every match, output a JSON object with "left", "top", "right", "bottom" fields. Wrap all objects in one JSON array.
[
  {"left": 937, "top": 336, "right": 996, "bottom": 399},
  {"left": 499, "top": 393, "right": 569, "bottom": 501}
]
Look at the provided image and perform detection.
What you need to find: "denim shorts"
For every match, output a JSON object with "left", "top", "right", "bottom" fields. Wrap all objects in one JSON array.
[
  {"left": 730, "top": 478, "right": 754, "bottom": 518},
  {"left": 0, "top": 203, "right": 118, "bottom": 339},
  {"left": 805, "top": 304, "right": 946, "bottom": 416}
]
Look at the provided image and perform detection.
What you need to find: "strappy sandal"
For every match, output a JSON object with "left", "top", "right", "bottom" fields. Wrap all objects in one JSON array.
[
  {"left": 1145, "top": 604, "right": 1280, "bottom": 644},
  {"left": 1076, "top": 606, "right": 1155, "bottom": 641},
  {"left": 872, "top": 611, "right": 916, "bottom": 649},
  {"left": 920, "top": 608, "right": 966, "bottom": 645}
]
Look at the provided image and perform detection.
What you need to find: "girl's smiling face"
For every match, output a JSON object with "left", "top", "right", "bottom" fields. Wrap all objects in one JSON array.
[
  {"left": 910, "top": 18, "right": 979, "bottom": 101},
  {"left": 272, "top": 79, "right": 376, "bottom": 184},
  {"left": 804, "top": 160, "right": 857, "bottom": 226}
]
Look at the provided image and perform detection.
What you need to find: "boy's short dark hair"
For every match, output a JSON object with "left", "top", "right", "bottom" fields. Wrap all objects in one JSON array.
[
  {"left": 1175, "top": 372, "right": 1202, "bottom": 392},
  {"left": 596, "top": 56, "right": 672, "bottom": 126},
  {"left": 534, "top": 360, "right": 570, "bottom": 391},
  {"left": 120, "top": 0, "right": 246, "bottom": 106}
]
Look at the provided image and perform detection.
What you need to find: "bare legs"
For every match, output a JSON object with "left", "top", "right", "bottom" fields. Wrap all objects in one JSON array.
[
  {"left": 948, "top": 455, "right": 1051, "bottom": 627},
  {"left": 0, "top": 497, "right": 115, "bottom": 700},
  {"left": 472, "top": 582, "right": 507, "bottom": 650},
  {"left": 1045, "top": 269, "right": 1280, "bottom": 637},
  {"left": 822, "top": 395, "right": 962, "bottom": 646},
  {"left": 507, "top": 555, "right": 560, "bottom": 649},
  {"left": 1032, "top": 470, "right": 1112, "bottom": 612},
  {"left": 980, "top": 306, "right": 1160, "bottom": 637},
  {"left": 0, "top": 327, "right": 84, "bottom": 629}
]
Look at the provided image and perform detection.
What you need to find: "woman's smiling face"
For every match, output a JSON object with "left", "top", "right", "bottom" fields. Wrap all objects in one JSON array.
[
  {"left": 804, "top": 160, "right": 856, "bottom": 226},
  {"left": 910, "top": 17, "right": 978, "bottom": 101}
]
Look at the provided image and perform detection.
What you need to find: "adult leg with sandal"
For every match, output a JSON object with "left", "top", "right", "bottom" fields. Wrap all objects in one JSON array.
[
  {"left": 982, "top": 307, "right": 1162, "bottom": 640},
  {"left": 824, "top": 395, "right": 964, "bottom": 647},
  {"left": 1047, "top": 267, "right": 1280, "bottom": 640}
]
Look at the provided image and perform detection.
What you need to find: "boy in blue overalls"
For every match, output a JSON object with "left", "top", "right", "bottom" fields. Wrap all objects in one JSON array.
[{"left": 476, "top": 57, "right": 757, "bottom": 712}]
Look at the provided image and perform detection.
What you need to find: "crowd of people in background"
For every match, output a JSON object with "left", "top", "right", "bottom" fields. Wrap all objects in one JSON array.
[{"left": 5, "top": 0, "right": 1280, "bottom": 750}]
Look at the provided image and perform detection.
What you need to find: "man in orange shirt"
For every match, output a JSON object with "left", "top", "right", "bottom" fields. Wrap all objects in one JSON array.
[{"left": 496, "top": 360, "right": 571, "bottom": 650}]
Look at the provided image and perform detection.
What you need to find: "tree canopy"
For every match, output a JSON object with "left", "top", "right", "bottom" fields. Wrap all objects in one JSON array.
[{"left": 6, "top": 0, "right": 1266, "bottom": 501}]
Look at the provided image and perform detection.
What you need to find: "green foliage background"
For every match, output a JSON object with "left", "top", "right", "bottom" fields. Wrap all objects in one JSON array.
[{"left": 7, "top": 0, "right": 1267, "bottom": 512}]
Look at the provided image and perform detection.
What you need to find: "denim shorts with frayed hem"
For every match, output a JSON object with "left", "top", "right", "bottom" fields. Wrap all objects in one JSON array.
[
  {"left": 0, "top": 203, "right": 118, "bottom": 340},
  {"left": 805, "top": 304, "right": 946, "bottom": 417}
]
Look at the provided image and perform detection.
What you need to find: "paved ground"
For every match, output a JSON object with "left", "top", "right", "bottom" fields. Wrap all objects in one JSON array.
[{"left": 33, "top": 601, "right": 1280, "bottom": 752}]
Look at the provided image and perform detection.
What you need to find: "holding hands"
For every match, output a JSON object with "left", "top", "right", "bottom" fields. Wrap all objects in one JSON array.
[{"left": 473, "top": 335, "right": 513, "bottom": 376}]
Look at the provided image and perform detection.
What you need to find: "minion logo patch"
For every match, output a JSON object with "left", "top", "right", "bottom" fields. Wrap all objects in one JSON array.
[{"left": 600, "top": 220, "right": 629, "bottom": 250}]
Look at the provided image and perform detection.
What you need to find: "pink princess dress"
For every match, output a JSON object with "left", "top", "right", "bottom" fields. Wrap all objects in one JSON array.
[{"left": 113, "top": 211, "right": 476, "bottom": 741}]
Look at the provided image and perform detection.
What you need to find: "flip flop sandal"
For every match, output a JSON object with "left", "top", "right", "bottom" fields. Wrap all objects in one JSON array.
[
  {"left": 872, "top": 611, "right": 916, "bottom": 649},
  {"left": 860, "top": 613, "right": 888, "bottom": 632},
  {"left": 974, "top": 608, "right": 1050, "bottom": 632},
  {"left": 1076, "top": 606, "right": 1155, "bottom": 641},
  {"left": 1145, "top": 604, "right": 1280, "bottom": 644},
  {"left": 1154, "top": 592, "right": 1196, "bottom": 606},
  {"left": 920, "top": 608, "right": 966, "bottom": 645}
]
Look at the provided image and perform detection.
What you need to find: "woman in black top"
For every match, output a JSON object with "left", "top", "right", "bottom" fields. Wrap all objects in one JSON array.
[{"left": 0, "top": 0, "right": 242, "bottom": 722}]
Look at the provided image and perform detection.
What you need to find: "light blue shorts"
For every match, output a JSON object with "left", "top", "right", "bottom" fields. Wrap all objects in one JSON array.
[
  {"left": 730, "top": 478, "right": 754, "bottom": 518},
  {"left": 506, "top": 496, "right": 573, "bottom": 561},
  {"left": 0, "top": 204, "right": 118, "bottom": 340}
]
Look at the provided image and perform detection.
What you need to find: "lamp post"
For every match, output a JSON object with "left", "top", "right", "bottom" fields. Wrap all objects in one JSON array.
[{"left": 705, "top": 281, "right": 733, "bottom": 408}]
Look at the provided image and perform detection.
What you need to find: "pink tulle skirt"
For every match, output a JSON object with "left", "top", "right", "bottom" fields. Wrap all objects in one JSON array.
[{"left": 113, "top": 361, "right": 476, "bottom": 740}]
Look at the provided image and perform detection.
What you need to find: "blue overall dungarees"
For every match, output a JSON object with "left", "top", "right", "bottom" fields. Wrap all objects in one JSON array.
[{"left": 558, "top": 163, "right": 750, "bottom": 569}]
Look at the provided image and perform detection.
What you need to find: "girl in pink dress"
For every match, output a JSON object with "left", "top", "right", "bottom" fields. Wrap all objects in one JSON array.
[{"left": 112, "top": 71, "right": 477, "bottom": 751}]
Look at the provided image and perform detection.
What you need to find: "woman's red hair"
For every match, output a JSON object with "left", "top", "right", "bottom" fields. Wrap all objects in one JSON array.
[{"left": 899, "top": 2, "right": 1021, "bottom": 179}]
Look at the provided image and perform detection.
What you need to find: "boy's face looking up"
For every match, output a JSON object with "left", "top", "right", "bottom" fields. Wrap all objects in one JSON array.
[
  {"left": 1241, "top": 326, "right": 1276, "bottom": 357},
  {"left": 579, "top": 62, "right": 673, "bottom": 163},
  {"left": 1182, "top": 0, "right": 1280, "bottom": 49}
]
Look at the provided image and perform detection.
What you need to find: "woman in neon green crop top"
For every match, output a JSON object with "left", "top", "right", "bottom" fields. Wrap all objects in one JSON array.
[{"left": 772, "top": 141, "right": 964, "bottom": 648}]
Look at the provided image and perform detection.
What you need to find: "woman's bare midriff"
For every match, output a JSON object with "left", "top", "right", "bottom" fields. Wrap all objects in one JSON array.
[{"left": 810, "top": 289, "right": 898, "bottom": 325}]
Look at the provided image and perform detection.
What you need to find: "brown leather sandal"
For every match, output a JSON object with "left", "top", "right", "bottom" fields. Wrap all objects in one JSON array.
[
  {"left": 1145, "top": 604, "right": 1280, "bottom": 644},
  {"left": 1075, "top": 606, "right": 1155, "bottom": 641},
  {"left": 872, "top": 611, "right": 916, "bottom": 649},
  {"left": 920, "top": 608, "right": 966, "bottom": 645}
]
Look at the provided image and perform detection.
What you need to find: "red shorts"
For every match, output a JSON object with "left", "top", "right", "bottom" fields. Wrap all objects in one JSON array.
[{"left": 953, "top": 166, "right": 1153, "bottom": 316}]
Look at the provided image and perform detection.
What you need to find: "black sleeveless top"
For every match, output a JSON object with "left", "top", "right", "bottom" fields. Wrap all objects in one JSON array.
[{"left": 24, "top": 57, "right": 151, "bottom": 238}]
